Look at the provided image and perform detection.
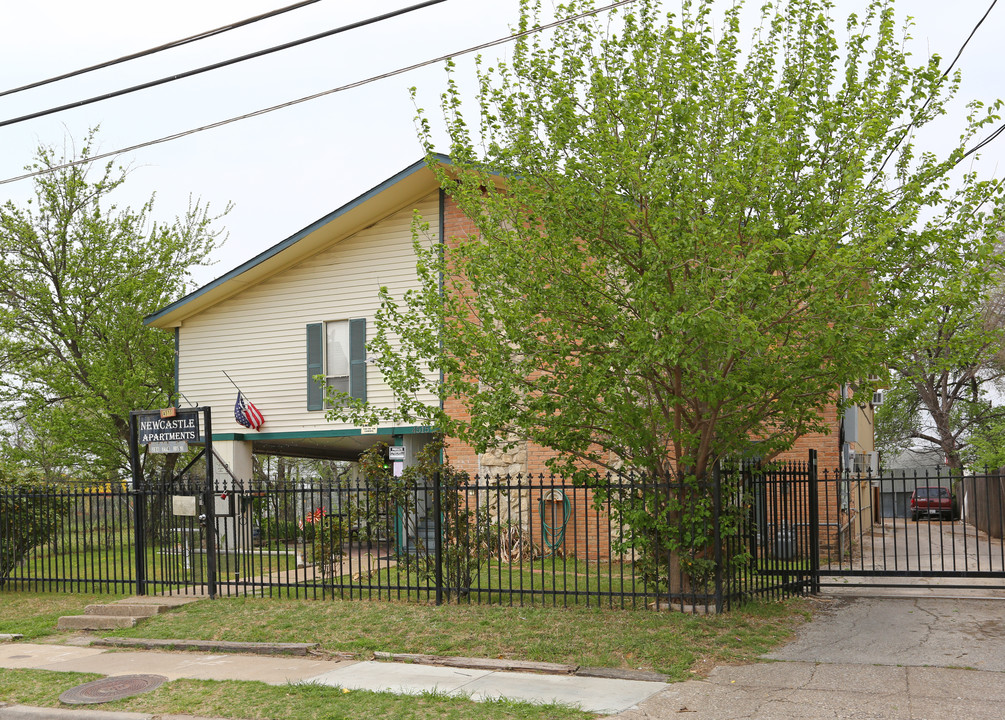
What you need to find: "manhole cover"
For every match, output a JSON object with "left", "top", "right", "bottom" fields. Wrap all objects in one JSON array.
[{"left": 59, "top": 674, "right": 168, "bottom": 704}]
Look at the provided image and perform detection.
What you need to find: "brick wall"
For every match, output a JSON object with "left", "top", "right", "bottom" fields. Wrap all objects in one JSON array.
[{"left": 439, "top": 193, "right": 861, "bottom": 561}]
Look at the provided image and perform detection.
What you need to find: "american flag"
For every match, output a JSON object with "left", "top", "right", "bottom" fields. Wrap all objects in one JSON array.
[{"left": 234, "top": 392, "right": 264, "bottom": 430}]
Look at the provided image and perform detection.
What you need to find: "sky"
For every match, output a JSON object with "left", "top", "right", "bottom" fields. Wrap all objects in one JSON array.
[{"left": 1, "top": 0, "right": 1003, "bottom": 290}]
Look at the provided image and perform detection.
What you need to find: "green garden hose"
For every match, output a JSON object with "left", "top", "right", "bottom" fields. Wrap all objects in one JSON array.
[{"left": 539, "top": 489, "right": 571, "bottom": 554}]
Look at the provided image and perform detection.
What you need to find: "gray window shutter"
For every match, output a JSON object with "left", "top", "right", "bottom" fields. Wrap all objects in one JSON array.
[
  {"left": 306, "top": 323, "right": 323, "bottom": 411},
  {"left": 349, "top": 318, "right": 367, "bottom": 402}
]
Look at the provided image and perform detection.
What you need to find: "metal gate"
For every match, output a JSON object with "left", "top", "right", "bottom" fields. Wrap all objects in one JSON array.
[
  {"left": 129, "top": 406, "right": 220, "bottom": 598},
  {"left": 814, "top": 467, "right": 1005, "bottom": 591}
]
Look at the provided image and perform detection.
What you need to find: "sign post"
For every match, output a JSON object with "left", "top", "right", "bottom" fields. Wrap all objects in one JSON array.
[
  {"left": 128, "top": 406, "right": 215, "bottom": 598},
  {"left": 203, "top": 407, "right": 217, "bottom": 599},
  {"left": 128, "top": 413, "right": 147, "bottom": 596}
]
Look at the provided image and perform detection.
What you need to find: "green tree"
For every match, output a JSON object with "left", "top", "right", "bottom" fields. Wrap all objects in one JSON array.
[
  {"left": 878, "top": 228, "right": 1005, "bottom": 471},
  {"left": 0, "top": 131, "right": 227, "bottom": 482},
  {"left": 331, "top": 0, "right": 1004, "bottom": 590},
  {"left": 963, "top": 416, "right": 1005, "bottom": 470}
]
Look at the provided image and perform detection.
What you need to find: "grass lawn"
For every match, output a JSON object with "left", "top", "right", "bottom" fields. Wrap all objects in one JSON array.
[
  {"left": 12, "top": 541, "right": 297, "bottom": 592},
  {"left": 0, "top": 669, "right": 591, "bottom": 720},
  {"left": 0, "top": 591, "right": 127, "bottom": 639},
  {"left": 0, "top": 590, "right": 809, "bottom": 719},
  {"left": 0, "top": 591, "right": 810, "bottom": 681}
]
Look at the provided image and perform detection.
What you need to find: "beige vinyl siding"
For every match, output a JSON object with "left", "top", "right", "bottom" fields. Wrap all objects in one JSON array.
[{"left": 177, "top": 192, "right": 440, "bottom": 433}]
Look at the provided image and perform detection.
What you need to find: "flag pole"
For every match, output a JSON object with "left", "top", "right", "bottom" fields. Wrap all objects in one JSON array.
[
  {"left": 225, "top": 371, "right": 265, "bottom": 430},
  {"left": 222, "top": 370, "right": 254, "bottom": 402}
]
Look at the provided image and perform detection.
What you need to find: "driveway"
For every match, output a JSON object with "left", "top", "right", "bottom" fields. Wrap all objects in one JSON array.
[
  {"left": 833, "top": 518, "right": 1005, "bottom": 576},
  {"left": 614, "top": 596, "right": 1005, "bottom": 719},
  {"left": 765, "top": 596, "right": 1005, "bottom": 670}
]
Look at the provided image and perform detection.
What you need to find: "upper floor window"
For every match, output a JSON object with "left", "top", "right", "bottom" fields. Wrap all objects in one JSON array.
[
  {"left": 326, "top": 320, "right": 350, "bottom": 399},
  {"left": 306, "top": 318, "right": 366, "bottom": 411}
]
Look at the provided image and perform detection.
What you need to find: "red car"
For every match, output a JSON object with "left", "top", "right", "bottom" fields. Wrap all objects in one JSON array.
[{"left": 910, "top": 486, "right": 957, "bottom": 521}]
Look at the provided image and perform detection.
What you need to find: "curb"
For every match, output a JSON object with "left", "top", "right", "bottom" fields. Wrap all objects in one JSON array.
[
  {"left": 90, "top": 638, "right": 318, "bottom": 656},
  {"left": 373, "top": 651, "right": 576, "bottom": 675},
  {"left": 372, "top": 651, "right": 669, "bottom": 682},
  {"left": 0, "top": 706, "right": 151, "bottom": 720},
  {"left": 29, "top": 638, "right": 670, "bottom": 683},
  {"left": 0, "top": 709, "right": 231, "bottom": 720},
  {"left": 576, "top": 666, "right": 669, "bottom": 683},
  {"left": 0, "top": 634, "right": 24, "bottom": 642}
]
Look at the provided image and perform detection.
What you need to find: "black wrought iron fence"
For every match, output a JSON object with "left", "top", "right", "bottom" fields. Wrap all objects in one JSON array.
[
  {"left": 814, "top": 465, "right": 1005, "bottom": 588},
  {"left": 0, "top": 480, "right": 136, "bottom": 594},
  {"left": 2, "top": 456, "right": 836, "bottom": 611}
]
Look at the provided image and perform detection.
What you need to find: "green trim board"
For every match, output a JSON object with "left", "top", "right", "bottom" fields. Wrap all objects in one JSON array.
[
  {"left": 173, "top": 327, "right": 180, "bottom": 405},
  {"left": 211, "top": 425, "right": 436, "bottom": 442}
]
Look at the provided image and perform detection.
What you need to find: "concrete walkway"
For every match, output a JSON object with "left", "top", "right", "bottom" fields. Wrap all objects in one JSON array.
[
  {"left": 613, "top": 660, "right": 1005, "bottom": 719},
  {"left": 0, "top": 641, "right": 666, "bottom": 716},
  {"left": 612, "top": 594, "right": 1005, "bottom": 719}
]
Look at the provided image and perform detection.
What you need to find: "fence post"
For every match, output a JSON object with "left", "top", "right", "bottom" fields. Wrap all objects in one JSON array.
[
  {"left": 129, "top": 412, "right": 147, "bottom": 596},
  {"left": 204, "top": 407, "right": 218, "bottom": 600},
  {"left": 712, "top": 460, "right": 724, "bottom": 613},
  {"left": 808, "top": 449, "right": 820, "bottom": 595},
  {"left": 433, "top": 469, "right": 443, "bottom": 606}
]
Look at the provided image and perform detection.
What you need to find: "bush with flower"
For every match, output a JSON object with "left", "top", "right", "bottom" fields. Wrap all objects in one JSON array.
[{"left": 299, "top": 506, "right": 345, "bottom": 580}]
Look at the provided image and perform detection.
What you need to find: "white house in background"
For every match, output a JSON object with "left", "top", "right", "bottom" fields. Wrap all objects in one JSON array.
[{"left": 145, "top": 157, "right": 454, "bottom": 480}]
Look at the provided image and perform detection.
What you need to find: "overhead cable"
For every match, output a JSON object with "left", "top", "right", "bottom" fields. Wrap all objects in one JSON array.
[
  {"left": 0, "top": 0, "right": 638, "bottom": 186},
  {"left": 962, "top": 123, "right": 1005, "bottom": 161},
  {"left": 871, "top": 0, "right": 998, "bottom": 180},
  {"left": 0, "top": 0, "right": 327, "bottom": 99},
  {"left": 0, "top": 0, "right": 447, "bottom": 129}
]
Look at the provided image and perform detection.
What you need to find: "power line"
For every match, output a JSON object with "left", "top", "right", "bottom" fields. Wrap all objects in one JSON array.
[
  {"left": 0, "top": 0, "right": 327, "bottom": 99},
  {"left": 0, "top": 0, "right": 447, "bottom": 129},
  {"left": 918, "top": 0, "right": 1003, "bottom": 169},
  {"left": 0, "top": 0, "right": 638, "bottom": 186},
  {"left": 871, "top": 0, "right": 997, "bottom": 181},
  {"left": 943, "top": 0, "right": 997, "bottom": 80},
  {"left": 962, "top": 123, "right": 1005, "bottom": 161}
]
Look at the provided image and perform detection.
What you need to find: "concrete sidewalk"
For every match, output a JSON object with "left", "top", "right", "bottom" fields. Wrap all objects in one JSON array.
[
  {"left": 612, "top": 594, "right": 1005, "bottom": 719},
  {"left": 613, "top": 660, "right": 1005, "bottom": 719},
  {"left": 0, "top": 641, "right": 667, "bottom": 716}
]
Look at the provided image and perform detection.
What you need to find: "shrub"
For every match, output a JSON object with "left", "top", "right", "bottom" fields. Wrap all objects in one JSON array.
[
  {"left": 358, "top": 438, "right": 500, "bottom": 600},
  {"left": 300, "top": 508, "right": 347, "bottom": 580},
  {"left": 261, "top": 517, "right": 300, "bottom": 543}
]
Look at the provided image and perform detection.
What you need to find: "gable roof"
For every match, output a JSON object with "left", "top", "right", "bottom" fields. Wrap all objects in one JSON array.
[{"left": 145, "top": 154, "right": 450, "bottom": 329}]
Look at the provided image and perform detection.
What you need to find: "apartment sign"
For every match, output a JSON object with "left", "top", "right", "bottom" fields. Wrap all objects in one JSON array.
[{"left": 137, "top": 410, "right": 201, "bottom": 445}]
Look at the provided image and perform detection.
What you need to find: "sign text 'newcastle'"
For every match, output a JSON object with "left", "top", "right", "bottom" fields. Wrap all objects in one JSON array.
[{"left": 138, "top": 411, "right": 201, "bottom": 445}]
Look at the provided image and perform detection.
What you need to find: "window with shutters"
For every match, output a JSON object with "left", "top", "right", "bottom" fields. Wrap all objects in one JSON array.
[
  {"left": 306, "top": 319, "right": 366, "bottom": 411},
  {"left": 326, "top": 320, "right": 350, "bottom": 401}
]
